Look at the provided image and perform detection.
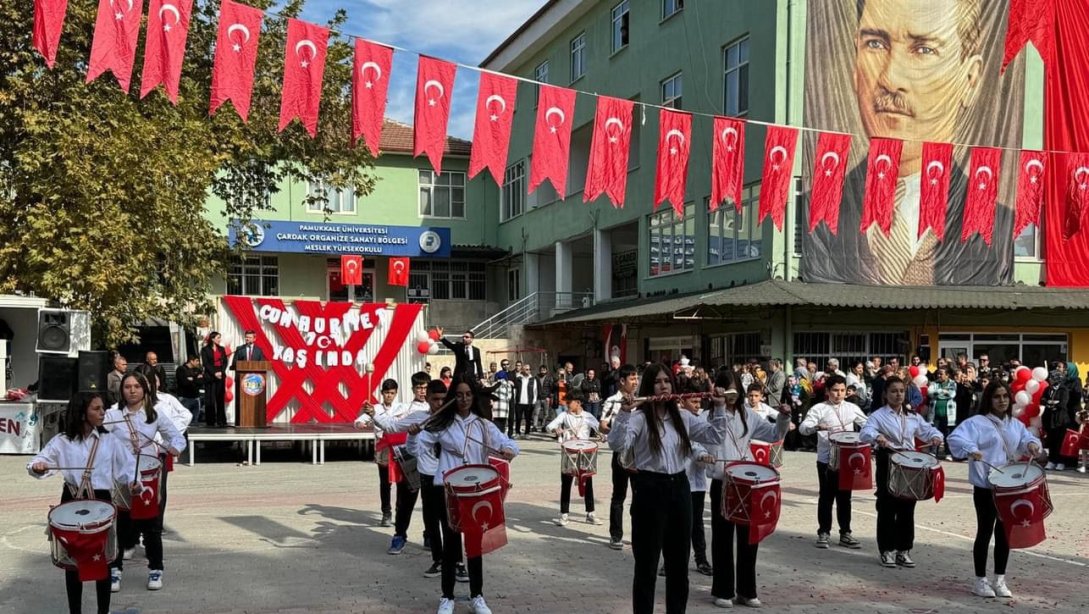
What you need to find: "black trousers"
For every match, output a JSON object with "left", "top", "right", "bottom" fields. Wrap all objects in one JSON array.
[
  {"left": 691, "top": 490, "right": 708, "bottom": 566},
  {"left": 60, "top": 487, "right": 111, "bottom": 614},
  {"left": 438, "top": 491, "right": 482, "bottom": 599},
  {"left": 609, "top": 455, "right": 631, "bottom": 541},
  {"left": 630, "top": 471, "right": 691, "bottom": 614},
  {"left": 377, "top": 463, "right": 392, "bottom": 515},
  {"left": 393, "top": 482, "right": 419, "bottom": 538},
  {"left": 205, "top": 377, "right": 226, "bottom": 426},
  {"left": 513, "top": 404, "right": 533, "bottom": 435},
  {"left": 874, "top": 451, "right": 916, "bottom": 552},
  {"left": 709, "top": 479, "right": 758, "bottom": 601},
  {"left": 1047, "top": 425, "right": 1071, "bottom": 463},
  {"left": 113, "top": 462, "right": 167, "bottom": 571},
  {"left": 816, "top": 461, "right": 852, "bottom": 535},
  {"left": 973, "top": 487, "right": 1010, "bottom": 577},
  {"left": 560, "top": 474, "right": 595, "bottom": 514},
  {"left": 419, "top": 475, "right": 449, "bottom": 564}
]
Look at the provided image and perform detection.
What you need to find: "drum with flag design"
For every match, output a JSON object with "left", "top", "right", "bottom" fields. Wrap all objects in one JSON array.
[
  {"left": 989, "top": 463, "right": 1052, "bottom": 549},
  {"left": 721, "top": 461, "right": 781, "bottom": 545},
  {"left": 561, "top": 439, "right": 598, "bottom": 497},
  {"left": 888, "top": 451, "right": 944, "bottom": 502},
  {"left": 444, "top": 464, "right": 508, "bottom": 558},
  {"left": 829, "top": 432, "right": 873, "bottom": 490},
  {"left": 48, "top": 500, "right": 117, "bottom": 581},
  {"left": 1059, "top": 427, "right": 1088, "bottom": 457},
  {"left": 113, "top": 455, "right": 162, "bottom": 520},
  {"left": 749, "top": 439, "right": 784, "bottom": 468}
]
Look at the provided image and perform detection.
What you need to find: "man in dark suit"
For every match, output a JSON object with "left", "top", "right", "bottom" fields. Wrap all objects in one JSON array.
[
  {"left": 230, "top": 330, "right": 265, "bottom": 368},
  {"left": 436, "top": 328, "right": 484, "bottom": 380},
  {"left": 512, "top": 363, "right": 538, "bottom": 438}
]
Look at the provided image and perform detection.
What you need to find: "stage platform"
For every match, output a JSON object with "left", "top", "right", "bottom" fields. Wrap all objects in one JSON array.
[{"left": 186, "top": 424, "right": 376, "bottom": 466}]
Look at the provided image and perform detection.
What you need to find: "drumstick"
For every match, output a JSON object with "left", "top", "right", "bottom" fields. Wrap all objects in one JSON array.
[
  {"left": 42, "top": 466, "right": 98, "bottom": 471},
  {"left": 969, "top": 458, "right": 1005, "bottom": 474},
  {"left": 633, "top": 392, "right": 720, "bottom": 403}
]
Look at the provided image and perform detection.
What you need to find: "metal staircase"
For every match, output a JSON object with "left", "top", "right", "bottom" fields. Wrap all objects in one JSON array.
[{"left": 471, "top": 292, "right": 594, "bottom": 339}]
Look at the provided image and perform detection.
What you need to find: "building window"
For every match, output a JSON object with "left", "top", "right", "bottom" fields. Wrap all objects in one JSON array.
[
  {"left": 307, "top": 180, "right": 356, "bottom": 214},
  {"left": 507, "top": 268, "right": 521, "bottom": 302},
  {"left": 412, "top": 260, "right": 487, "bottom": 301},
  {"left": 709, "top": 332, "right": 762, "bottom": 367},
  {"left": 611, "top": 1, "right": 630, "bottom": 53},
  {"left": 792, "top": 331, "right": 910, "bottom": 373},
  {"left": 724, "top": 37, "right": 750, "bottom": 116},
  {"left": 418, "top": 170, "right": 466, "bottom": 219},
  {"left": 662, "top": 0, "right": 684, "bottom": 19},
  {"left": 1014, "top": 223, "right": 1039, "bottom": 259},
  {"left": 707, "top": 185, "right": 762, "bottom": 266},
  {"left": 570, "top": 33, "right": 586, "bottom": 82},
  {"left": 648, "top": 203, "right": 695, "bottom": 277},
  {"left": 502, "top": 161, "right": 526, "bottom": 221},
  {"left": 661, "top": 72, "right": 682, "bottom": 109},
  {"left": 227, "top": 256, "right": 279, "bottom": 297},
  {"left": 534, "top": 60, "right": 549, "bottom": 107}
]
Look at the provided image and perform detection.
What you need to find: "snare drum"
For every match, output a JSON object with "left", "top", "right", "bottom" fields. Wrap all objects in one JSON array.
[
  {"left": 888, "top": 451, "right": 940, "bottom": 500},
  {"left": 444, "top": 464, "right": 504, "bottom": 533},
  {"left": 828, "top": 432, "right": 863, "bottom": 472},
  {"left": 113, "top": 455, "right": 162, "bottom": 519},
  {"left": 561, "top": 439, "right": 599, "bottom": 476},
  {"left": 989, "top": 463, "right": 1052, "bottom": 548},
  {"left": 750, "top": 440, "right": 784, "bottom": 468},
  {"left": 721, "top": 462, "right": 781, "bottom": 526},
  {"left": 48, "top": 500, "right": 117, "bottom": 581},
  {"left": 393, "top": 447, "right": 422, "bottom": 491}
]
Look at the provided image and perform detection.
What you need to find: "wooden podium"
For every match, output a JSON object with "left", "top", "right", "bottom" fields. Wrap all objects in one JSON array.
[{"left": 235, "top": 361, "right": 271, "bottom": 428}]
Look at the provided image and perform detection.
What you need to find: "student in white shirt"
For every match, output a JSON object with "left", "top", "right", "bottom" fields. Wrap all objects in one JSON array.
[
  {"left": 798, "top": 374, "right": 869, "bottom": 549},
  {"left": 859, "top": 376, "right": 943, "bottom": 568},
  {"left": 948, "top": 380, "right": 1041, "bottom": 599},
  {"left": 677, "top": 380, "right": 713, "bottom": 578},
  {"left": 599, "top": 364, "right": 639, "bottom": 550},
  {"left": 418, "top": 376, "right": 519, "bottom": 614},
  {"left": 354, "top": 378, "right": 407, "bottom": 528},
  {"left": 607, "top": 363, "right": 726, "bottom": 614},
  {"left": 381, "top": 372, "right": 432, "bottom": 556},
  {"left": 547, "top": 389, "right": 601, "bottom": 527},
  {"left": 29, "top": 392, "right": 137, "bottom": 614}
]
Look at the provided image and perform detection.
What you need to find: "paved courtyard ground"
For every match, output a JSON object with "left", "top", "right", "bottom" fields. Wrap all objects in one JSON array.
[{"left": 3, "top": 437, "right": 1088, "bottom": 613}]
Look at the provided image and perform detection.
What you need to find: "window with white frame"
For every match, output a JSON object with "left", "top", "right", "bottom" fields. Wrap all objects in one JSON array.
[
  {"left": 1014, "top": 223, "right": 1039, "bottom": 259},
  {"left": 724, "top": 37, "right": 750, "bottom": 116},
  {"left": 507, "top": 268, "right": 521, "bottom": 302},
  {"left": 534, "top": 60, "right": 549, "bottom": 107},
  {"left": 611, "top": 1, "right": 630, "bottom": 53},
  {"left": 227, "top": 256, "right": 279, "bottom": 296},
  {"left": 418, "top": 170, "right": 466, "bottom": 219},
  {"left": 661, "top": 72, "right": 682, "bottom": 109},
  {"left": 502, "top": 161, "right": 526, "bottom": 221},
  {"left": 707, "top": 185, "right": 762, "bottom": 266},
  {"left": 648, "top": 203, "right": 695, "bottom": 276},
  {"left": 662, "top": 0, "right": 684, "bottom": 19},
  {"left": 307, "top": 180, "right": 356, "bottom": 214},
  {"left": 570, "top": 33, "right": 586, "bottom": 81},
  {"left": 413, "top": 260, "right": 487, "bottom": 301},
  {"left": 792, "top": 331, "right": 909, "bottom": 373}
]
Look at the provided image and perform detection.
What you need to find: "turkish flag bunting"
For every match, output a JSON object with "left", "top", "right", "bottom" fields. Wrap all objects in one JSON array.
[
  {"left": 654, "top": 109, "right": 692, "bottom": 215},
  {"left": 140, "top": 0, "right": 193, "bottom": 103},
  {"left": 469, "top": 72, "right": 519, "bottom": 185},
  {"left": 209, "top": 0, "right": 263, "bottom": 121},
  {"left": 86, "top": 0, "right": 144, "bottom": 92},
  {"left": 1014, "top": 150, "right": 1046, "bottom": 237},
  {"left": 352, "top": 39, "right": 393, "bottom": 156},
  {"left": 747, "top": 483, "right": 781, "bottom": 545},
  {"left": 758, "top": 125, "right": 798, "bottom": 229},
  {"left": 996, "top": 487, "right": 1048, "bottom": 549},
  {"left": 278, "top": 19, "right": 329, "bottom": 137},
  {"left": 584, "top": 96, "right": 635, "bottom": 207},
  {"left": 809, "top": 132, "right": 851, "bottom": 234},
  {"left": 932, "top": 466, "right": 946, "bottom": 503},
  {"left": 711, "top": 117, "right": 746, "bottom": 213},
  {"left": 129, "top": 474, "right": 160, "bottom": 520},
  {"left": 529, "top": 85, "right": 577, "bottom": 196},
  {"left": 860, "top": 138, "right": 903, "bottom": 235},
  {"left": 51, "top": 525, "right": 111, "bottom": 581},
  {"left": 341, "top": 255, "right": 363, "bottom": 286},
  {"left": 919, "top": 142, "right": 953, "bottom": 240},
  {"left": 1064, "top": 153, "right": 1089, "bottom": 239},
  {"left": 33, "top": 0, "right": 68, "bottom": 68},
  {"left": 388, "top": 257, "right": 410, "bottom": 287},
  {"left": 837, "top": 444, "right": 873, "bottom": 491},
  {"left": 413, "top": 56, "right": 458, "bottom": 174},
  {"left": 1003, "top": 0, "right": 1054, "bottom": 72},
  {"left": 961, "top": 147, "right": 1003, "bottom": 244}
]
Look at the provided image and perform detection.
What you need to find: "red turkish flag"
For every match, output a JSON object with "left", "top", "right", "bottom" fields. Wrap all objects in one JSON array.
[
  {"left": 1060, "top": 428, "right": 1083, "bottom": 457},
  {"left": 341, "top": 255, "right": 363, "bottom": 286},
  {"left": 1065, "top": 153, "right": 1089, "bottom": 239},
  {"left": 997, "top": 488, "right": 1048, "bottom": 549},
  {"left": 209, "top": 0, "right": 263, "bottom": 121},
  {"left": 388, "top": 257, "right": 410, "bottom": 287},
  {"left": 932, "top": 466, "right": 945, "bottom": 503},
  {"left": 351, "top": 39, "right": 393, "bottom": 156},
  {"left": 529, "top": 85, "right": 577, "bottom": 196},
  {"left": 654, "top": 109, "right": 692, "bottom": 214},
  {"left": 860, "top": 138, "right": 903, "bottom": 235},
  {"left": 837, "top": 444, "right": 873, "bottom": 490},
  {"left": 711, "top": 117, "right": 745, "bottom": 212},
  {"left": 413, "top": 57, "right": 458, "bottom": 174},
  {"left": 758, "top": 126, "right": 798, "bottom": 229},
  {"left": 1003, "top": 0, "right": 1054, "bottom": 72},
  {"left": 919, "top": 142, "right": 953, "bottom": 240},
  {"left": 130, "top": 475, "right": 160, "bottom": 520},
  {"left": 809, "top": 132, "right": 851, "bottom": 234},
  {"left": 278, "top": 19, "right": 329, "bottom": 137},
  {"left": 961, "top": 147, "right": 1003, "bottom": 244},
  {"left": 1014, "top": 150, "right": 1047, "bottom": 237},
  {"left": 584, "top": 96, "right": 635, "bottom": 207},
  {"left": 457, "top": 484, "right": 508, "bottom": 557},
  {"left": 140, "top": 0, "right": 192, "bottom": 103},
  {"left": 747, "top": 483, "right": 781, "bottom": 545},
  {"left": 469, "top": 72, "right": 518, "bottom": 185},
  {"left": 86, "top": 0, "right": 143, "bottom": 92},
  {"left": 51, "top": 525, "right": 110, "bottom": 581},
  {"left": 33, "top": 0, "right": 68, "bottom": 68}
]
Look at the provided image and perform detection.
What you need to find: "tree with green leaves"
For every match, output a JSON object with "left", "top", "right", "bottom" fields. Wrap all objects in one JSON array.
[{"left": 0, "top": 0, "right": 375, "bottom": 345}]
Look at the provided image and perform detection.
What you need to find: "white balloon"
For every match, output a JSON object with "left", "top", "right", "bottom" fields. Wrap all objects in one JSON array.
[
  {"left": 1024, "top": 379, "right": 1040, "bottom": 395},
  {"left": 1015, "top": 391, "right": 1031, "bottom": 407},
  {"left": 913, "top": 375, "right": 928, "bottom": 387},
  {"left": 417, "top": 332, "right": 430, "bottom": 344},
  {"left": 1031, "top": 367, "right": 1048, "bottom": 382},
  {"left": 1012, "top": 404, "right": 1025, "bottom": 417},
  {"left": 427, "top": 342, "right": 439, "bottom": 355}
]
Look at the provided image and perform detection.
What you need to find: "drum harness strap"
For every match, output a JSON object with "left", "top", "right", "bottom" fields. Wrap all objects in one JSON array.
[
  {"left": 70, "top": 435, "right": 102, "bottom": 501},
  {"left": 983, "top": 415, "right": 1016, "bottom": 465}
]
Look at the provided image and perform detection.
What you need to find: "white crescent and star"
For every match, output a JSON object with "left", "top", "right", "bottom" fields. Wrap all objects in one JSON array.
[
  {"left": 874, "top": 153, "right": 892, "bottom": 180},
  {"left": 227, "top": 24, "right": 250, "bottom": 52},
  {"left": 360, "top": 61, "right": 382, "bottom": 89},
  {"left": 485, "top": 94, "right": 507, "bottom": 122},
  {"left": 1076, "top": 166, "right": 1089, "bottom": 190},
  {"left": 545, "top": 106, "right": 566, "bottom": 134},
  {"left": 295, "top": 39, "right": 318, "bottom": 68},
  {"left": 665, "top": 129, "right": 686, "bottom": 156},
  {"left": 471, "top": 500, "right": 494, "bottom": 530},
  {"left": 820, "top": 151, "right": 840, "bottom": 177},
  {"left": 424, "top": 79, "right": 445, "bottom": 106},
  {"left": 393, "top": 261, "right": 405, "bottom": 273},
  {"left": 848, "top": 452, "right": 867, "bottom": 475},
  {"left": 1010, "top": 498, "right": 1035, "bottom": 520},
  {"left": 159, "top": 3, "right": 180, "bottom": 31},
  {"left": 759, "top": 490, "right": 779, "bottom": 519},
  {"left": 1025, "top": 158, "right": 1044, "bottom": 185},
  {"left": 604, "top": 117, "right": 625, "bottom": 144},
  {"left": 109, "top": 0, "right": 133, "bottom": 20},
  {"left": 720, "top": 126, "right": 739, "bottom": 152},
  {"left": 769, "top": 145, "right": 788, "bottom": 170},
  {"left": 975, "top": 165, "right": 994, "bottom": 190},
  {"left": 926, "top": 160, "right": 945, "bottom": 186}
]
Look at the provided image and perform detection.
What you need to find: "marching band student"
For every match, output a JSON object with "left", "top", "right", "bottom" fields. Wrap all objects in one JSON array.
[
  {"left": 948, "top": 381, "right": 1042, "bottom": 599},
  {"left": 744, "top": 384, "right": 777, "bottom": 424},
  {"left": 547, "top": 388, "right": 602, "bottom": 527},
  {"left": 419, "top": 375, "right": 519, "bottom": 614},
  {"left": 607, "top": 363, "right": 726, "bottom": 614},
  {"left": 354, "top": 378, "right": 407, "bottom": 528},
  {"left": 858, "top": 376, "right": 943, "bottom": 568},
  {"left": 705, "top": 371, "right": 790, "bottom": 608},
  {"left": 104, "top": 373, "right": 186, "bottom": 593},
  {"left": 600, "top": 364, "right": 639, "bottom": 550},
  {"left": 379, "top": 372, "right": 431, "bottom": 555},
  {"left": 678, "top": 382, "right": 713, "bottom": 578},
  {"left": 798, "top": 374, "right": 868, "bottom": 549},
  {"left": 29, "top": 392, "right": 137, "bottom": 614}
]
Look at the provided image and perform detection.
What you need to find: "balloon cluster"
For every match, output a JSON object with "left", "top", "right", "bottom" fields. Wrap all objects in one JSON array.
[
  {"left": 907, "top": 366, "right": 928, "bottom": 400},
  {"left": 416, "top": 329, "right": 441, "bottom": 355},
  {"left": 1010, "top": 366, "right": 1050, "bottom": 429}
]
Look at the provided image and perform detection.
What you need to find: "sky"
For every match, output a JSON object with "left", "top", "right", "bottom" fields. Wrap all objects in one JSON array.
[{"left": 300, "top": 0, "right": 547, "bottom": 139}]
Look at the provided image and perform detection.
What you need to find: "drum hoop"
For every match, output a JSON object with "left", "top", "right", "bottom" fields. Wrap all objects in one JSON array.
[
  {"left": 991, "top": 483, "right": 1045, "bottom": 496},
  {"left": 447, "top": 484, "right": 503, "bottom": 498},
  {"left": 49, "top": 503, "right": 116, "bottom": 534}
]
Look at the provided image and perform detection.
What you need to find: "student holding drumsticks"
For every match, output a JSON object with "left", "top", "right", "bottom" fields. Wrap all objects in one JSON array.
[
  {"left": 547, "top": 388, "right": 601, "bottom": 527},
  {"left": 948, "top": 380, "right": 1041, "bottom": 599},
  {"left": 859, "top": 376, "right": 943, "bottom": 569}
]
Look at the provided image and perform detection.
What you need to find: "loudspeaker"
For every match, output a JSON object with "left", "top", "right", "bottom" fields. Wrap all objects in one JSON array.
[
  {"left": 37, "top": 309, "right": 72, "bottom": 354},
  {"left": 37, "top": 355, "right": 77, "bottom": 402},
  {"left": 77, "top": 351, "right": 110, "bottom": 393}
]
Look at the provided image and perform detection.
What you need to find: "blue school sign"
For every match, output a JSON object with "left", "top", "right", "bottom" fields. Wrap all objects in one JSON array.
[{"left": 228, "top": 219, "right": 452, "bottom": 258}]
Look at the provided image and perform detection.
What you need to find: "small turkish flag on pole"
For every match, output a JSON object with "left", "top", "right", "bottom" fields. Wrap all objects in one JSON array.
[
  {"left": 469, "top": 71, "right": 519, "bottom": 185},
  {"left": 209, "top": 0, "right": 263, "bottom": 121},
  {"left": 860, "top": 138, "right": 903, "bottom": 235},
  {"left": 352, "top": 39, "right": 393, "bottom": 156},
  {"left": 758, "top": 125, "right": 798, "bottom": 229},
  {"left": 711, "top": 117, "right": 745, "bottom": 213},
  {"left": 584, "top": 96, "right": 635, "bottom": 207},
  {"left": 529, "top": 85, "right": 577, "bottom": 196},
  {"left": 414, "top": 56, "right": 458, "bottom": 174},
  {"left": 1014, "top": 150, "right": 1046, "bottom": 237},
  {"left": 33, "top": 0, "right": 68, "bottom": 68},
  {"left": 140, "top": 0, "right": 193, "bottom": 103},
  {"left": 341, "top": 255, "right": 363, "bottom": 286},
  {"left": 654, "top": 109, "right": 692, "bottom": 215},
  {"left": 919, "top": 142, "right": 953, "bottom": 240},
  {"left": 279, "top": 19, "right": 330, "bottom": 137},
  {"left": 388, "top": 257, "right": 410, "bottom": 287},
  {"left": 808, "top": 132, "right": 851, "bottom": 234},
  {"left": 86, "top": 0, "right": 144, "bottom": 92},
  {"left": 961, "top": 147, "right": 1003, "bottom": 245}
]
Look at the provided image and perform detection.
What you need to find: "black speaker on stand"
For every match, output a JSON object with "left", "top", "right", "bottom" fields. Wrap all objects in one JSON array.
[
  {"left": 77, "top": 351, "right": 110, "bottom": 394},
  {"left": 36, "top": 309, "right": 72, "bottom": 354},
  {"left": 37, "top": 355, "right": 77, "bottom": 402}
]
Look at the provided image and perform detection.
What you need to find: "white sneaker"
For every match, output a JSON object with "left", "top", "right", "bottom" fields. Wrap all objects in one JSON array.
[
  {"left": 470, "top": 595, "right": 493, "bottom": 614},
  {"left": 147, "top": 570, "right": 163, "bottom": 590},
  {"left": 714, "top": 597, "right": 734, "bottom": 608},
  {"left": 1079, "top": 466, "right": 1087, "bottom": 474},
  {"left": 1055, "top": 463, "right": 1066, "bottom": 471},
  {"left": 554, "top": 513, "right": 569, "bottom": 526},
  {"left": 1044, "top": 462, "right": 1055, "bottom": 470},
  {"left": 993, "top": 576, "right": 1013, "bottom": 598},
  {"left": 973, "top": 577, "right": 996, "bottom": 598},
  {"left": 436, "top": 597, "right": 455, "bottom": 614},
  {"left": 110, "top": 568, "right": 121, "bottom": 593},
  {"left": 586, "top": 512, "right": 603, "bottom": 525},
  {"left": 122, "top": 547, "right": 135, "bottom": 561}
]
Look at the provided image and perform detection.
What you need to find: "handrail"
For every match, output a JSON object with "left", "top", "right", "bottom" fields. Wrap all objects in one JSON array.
[{"left": 471, "top": 292, "right": 595, "bottom": 339}]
